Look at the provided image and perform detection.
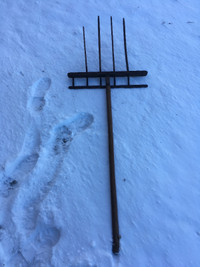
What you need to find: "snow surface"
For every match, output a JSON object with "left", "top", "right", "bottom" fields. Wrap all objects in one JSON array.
[{"left": 0, "top": 0, "right": 200, "bottom": 266}]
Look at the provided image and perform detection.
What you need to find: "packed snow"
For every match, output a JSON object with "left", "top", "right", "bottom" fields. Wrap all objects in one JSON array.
[{"left": 0, "top": 0, "right": 200, "bottom": 266}]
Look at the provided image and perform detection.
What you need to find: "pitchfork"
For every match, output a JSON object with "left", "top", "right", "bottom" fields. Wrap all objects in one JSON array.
[{"left": 68, "top": 16, "right": 148, "bottom": 254}]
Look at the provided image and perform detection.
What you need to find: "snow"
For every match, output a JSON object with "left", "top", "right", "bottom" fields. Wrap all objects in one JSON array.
[{"left": 0, "top": 0, "right": 200, "bottom": 266}]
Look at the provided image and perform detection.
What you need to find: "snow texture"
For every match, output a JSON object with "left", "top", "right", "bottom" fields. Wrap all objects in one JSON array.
[{"left": 0, "top": 0, "right": 200, "bottom": 266}]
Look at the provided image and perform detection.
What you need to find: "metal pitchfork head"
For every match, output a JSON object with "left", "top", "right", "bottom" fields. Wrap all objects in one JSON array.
[
  {"left": 68, "top": 16, "right": 148, "bottom": 255},
  {"left": 68, "top": 16, "right": 148, "bottom": 89}
]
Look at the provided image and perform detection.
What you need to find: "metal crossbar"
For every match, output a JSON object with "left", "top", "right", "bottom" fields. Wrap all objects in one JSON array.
[
  {"left": 67, "top": 16, "right": 148, "bottom": 255},
  {"left": 68, "top": 70, "right": 147, "bottom": 78},
  {"left": 69, "top": 84, "right": 147, "bottom": 89}
]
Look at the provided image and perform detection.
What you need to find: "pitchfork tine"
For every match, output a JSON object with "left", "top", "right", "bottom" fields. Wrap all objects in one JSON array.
[
  {"left": 123, "top": 18, "right": 130, "bottom": 85},
  {"left": 110, "top": 16, "right": 116, "bottom": 86},
  {"left": 98, "top": 16, "right": 102, "bottom": 86},
  {"left": 83, "top": 26, "right": 88, "bottom": 86}
]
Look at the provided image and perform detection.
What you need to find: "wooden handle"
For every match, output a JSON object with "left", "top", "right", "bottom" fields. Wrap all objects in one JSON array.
[{"left": 106, "top": 77, "right": 120, "bottom": 254}]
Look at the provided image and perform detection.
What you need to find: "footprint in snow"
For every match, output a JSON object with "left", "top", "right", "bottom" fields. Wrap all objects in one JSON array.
[
  {"left": 12, "top": 112, "right": 93, "bottom": 265},
  {"left": 0, "top": 77, "right": 51, "bottom": 198},
  {"left": 51, "top": 112, "right": 94, "bottom": 155},
  {"left": 0, "top": 77, "right": 51, "bottom": 266},
  {"left": 14, "top": 112, "right": 94, "bottom": 230},
  {"left": 27, "top": 76, "right": 51, "bottom": 117},
  {"left": 0, "top": 76, "right": 94, "bottom": 266}
]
